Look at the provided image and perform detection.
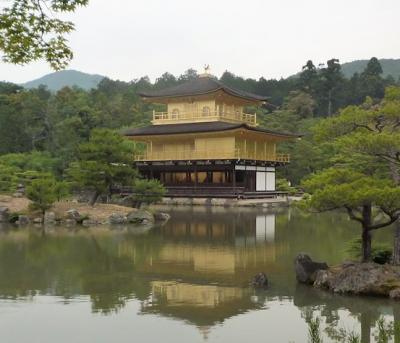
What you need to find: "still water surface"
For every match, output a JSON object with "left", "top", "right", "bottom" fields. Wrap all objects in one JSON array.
[{"left": 0, "top": 207, "right": 398, "bottom": 343}]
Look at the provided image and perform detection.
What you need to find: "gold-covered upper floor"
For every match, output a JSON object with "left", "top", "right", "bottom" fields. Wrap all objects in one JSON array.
[{"left": 152, "top": 110, "right": 257, "bottom": 126}]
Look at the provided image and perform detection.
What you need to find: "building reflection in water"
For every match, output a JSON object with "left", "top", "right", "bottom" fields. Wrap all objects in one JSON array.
[{"left": 0, "top": 208, "right": 398, "bottom": 342}]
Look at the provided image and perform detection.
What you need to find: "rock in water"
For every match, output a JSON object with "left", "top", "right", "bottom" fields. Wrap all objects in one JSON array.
[
  {"left": 109, "top": 213, "right": 128, "bottom": 225},
  {"left": 153, "top": 212, "right": 171, "bottom": 222},
  {"left": 314, "top": 262, "right": 400, "bottom": 297},
  {"left": 295, "top": 253, "right": 328, "bottom": 284},
  {"left": 127, "top": 210, "right": 155, "bottom": 224},
  {"left": 252, "top": 272, "right": 269, "bottom": 288},
  {"left": 17, "top": 215, "right": 30, "bottom": 226},
  {"left": 66, "top": 209, "right": 81, "bottom": 221},
  {"left": 44, "top": 211, "right": 56, "bottom": 224},
  {"left": 0, "top": 207, "right": 9, "bottom": 223}
]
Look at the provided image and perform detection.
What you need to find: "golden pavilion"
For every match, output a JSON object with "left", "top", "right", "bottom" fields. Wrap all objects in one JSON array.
[{"left": 124, "top": 70, "right": 297, "bottom": 198}]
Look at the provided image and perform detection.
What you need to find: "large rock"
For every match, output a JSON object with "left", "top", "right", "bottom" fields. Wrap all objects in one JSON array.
[
  {"left": 0, "top": 207, "right": 9, "bottom": 223},
  {"left": 109, "top": 213, "right": 127, "bottom": 225},
  {"left": 33, "top": 217, "right": 43, "bottom": 224},
  {"left": 314, "top": 262, "right": 400, "bottom": 296},
  {"left": 127, "top": 210, "right": 155, "bottom": 224},
  {"left": 44, "top": 211, "right": 56, "bottom": 224},
  {"left": 66, "top": 209, "right": 81, "bottom": 221},
  {"left": 153, "top": 212, "right": 170, "bottom": 222},
  {"left": 17, "top": 215, "right": 30, "bottom": 226},
  {"left": 251, "top": 272, "right": 269, "bottom": 288},
  {"left": 82, "top": 219, "right": 98, "bottom": 226},
  {"left": 295, "top": 253, "right": 328, "bottom": 284}
]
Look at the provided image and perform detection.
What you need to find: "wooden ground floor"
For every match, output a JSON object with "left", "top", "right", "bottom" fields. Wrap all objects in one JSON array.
[{"left": 135, "top": 159, "right": 287, "bottom": 199}]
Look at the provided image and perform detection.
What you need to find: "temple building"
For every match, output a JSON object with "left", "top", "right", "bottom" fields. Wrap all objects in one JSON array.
[{"left": 124, "top": 70, "right": 297, "bottom": 198}]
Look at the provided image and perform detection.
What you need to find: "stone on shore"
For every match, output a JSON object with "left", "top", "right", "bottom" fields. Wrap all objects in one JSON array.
[
  {"left": 0, "top": 207, "right": 9, "bottom": 223},
  {"left": 82, "top": 219, "right": 98, "bottom": 226},
  {"left": 294, "top": 253, "right": 328, "bottom": 284},
  {"left": 66, "top": 209, "right": 82, "bottom": 221},
  {"left": 314, "top": 262, "right": 400, "bottom": 297},
  {"left": 17, "top": 215, "right": 30, "bottom": 225},
  {"left": 127, "top": 210, "right": 154, "bottom": 224},
  {"left": 33, "top": 217, "right": 43, "bottom": 224},
  {"left": 109, "top": 213, "right": 128, "bottom": 225},
  {"left": 44, "top": 211, "right": 56, "bottom": 224},
  {"left": 153, "top": 212, "right": 170, "bottom": 222}
]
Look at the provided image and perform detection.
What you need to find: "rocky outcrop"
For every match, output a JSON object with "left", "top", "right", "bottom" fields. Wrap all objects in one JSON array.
[
  {"left": 66, "top": 209, "right": 82, "bottom": 221},
  {"left": 153, "top": 212, "right": 170, "bottom": 222},
  {"left": 251, "top": 272, "right": 269, "bottom": 288},
  {"left": 33, "top": 217, "right": 43, "bottom": 224},
  {"left": 0, "top": 207, "right": 9, "bottom": 223},
  {"left": 17, "top": 215, "right": 30, "bottom": 225},
  {"left": 44, "top": 211, "right": 56, "bottom": 224},
  {"left": 82, "top": 219, "right": 99, "bottom": 226},
  {"left": 109, "top": 213, "right": 127, "bottom": 225},
  {"left": 127, "top": 210, "right": 154, "bottom": 224},
  {"left": 295, "top": 253, "right": 328, "bottom": 284},
  {"left": 314, "top": 262, "right": 400, "bottom": 298}
]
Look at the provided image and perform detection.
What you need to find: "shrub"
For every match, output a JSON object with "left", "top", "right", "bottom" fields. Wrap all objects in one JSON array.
[
  {"left": 346, "top": 238, "right": 392, "bottom": 264},
  {"left": 131, "top": 179, "right": 166, "bottom": 208}
]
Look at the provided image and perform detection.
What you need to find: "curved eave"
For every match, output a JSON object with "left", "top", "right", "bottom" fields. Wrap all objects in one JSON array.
[{"left": 139, "top": 86, "right": 269, "bottom": 104}]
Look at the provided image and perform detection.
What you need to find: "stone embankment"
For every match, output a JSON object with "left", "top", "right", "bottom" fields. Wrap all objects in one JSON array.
[
  {"left": 0, "top": 196, "right": 169, "bottom": 227},
  {"left": 160, "top": 196, "right": 298, "bottom": 208},
  {"left": 295, "top": 253, "right": 400, "bottom": 299}
]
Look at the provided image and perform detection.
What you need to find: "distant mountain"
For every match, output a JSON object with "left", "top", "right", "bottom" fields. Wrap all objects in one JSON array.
[
  {"left": 341, "top": 58, "right": 400, "bottom": 79},
  {"left": 22, "top": 70, "right": 105, "bottom": 91}
]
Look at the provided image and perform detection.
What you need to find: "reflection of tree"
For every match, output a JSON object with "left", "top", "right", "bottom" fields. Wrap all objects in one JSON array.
[
  {"left": 0, "top": 208, "right": 397, "bottom": 336},
  {"left": 0, "top": 227, "right": 164, "bottom": 313},
  {"left": 294, "top": 284, "right": 400, "bottom": 342}
]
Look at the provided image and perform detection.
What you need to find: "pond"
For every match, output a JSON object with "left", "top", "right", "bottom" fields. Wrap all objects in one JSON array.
[{"left": 0, "top": 207, "right": 398, "bottom": 343}]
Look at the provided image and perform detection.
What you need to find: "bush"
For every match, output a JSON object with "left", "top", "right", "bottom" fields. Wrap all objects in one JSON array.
[
  {"left": 276, "top": 178, "right": 297, "bottom": 195},
  {"left": 345, "top": 238, "right": 392, "bottom": 264},
  {"left": 131, "top": 179, "right": 166, "bottom": 208}
]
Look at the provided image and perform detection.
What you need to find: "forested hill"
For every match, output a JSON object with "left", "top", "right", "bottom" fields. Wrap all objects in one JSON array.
[
  {"left": 22, "top": 70, "right": 105, "bottom": 91},
  {"left": 0, "top": 56, "right": 399, "bottom": 188},
  {"left": 341, "top": 58, "right": 400, "bottom": 79}
]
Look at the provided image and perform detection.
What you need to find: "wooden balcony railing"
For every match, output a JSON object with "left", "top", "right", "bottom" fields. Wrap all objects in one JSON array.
[
  {"left": 152, "top": 110, "right": 257, "bottom": 126},
  {"left": 134, "top": 149, "right": 290, "bottom": 163}
]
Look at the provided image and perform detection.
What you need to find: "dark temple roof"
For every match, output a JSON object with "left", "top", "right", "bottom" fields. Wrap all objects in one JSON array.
[
  {"left": 138, "top": 76, "right": 269, "bottom": 102},
  {"left": 123, "top": 121, "right": 299, "bottom": 138}
]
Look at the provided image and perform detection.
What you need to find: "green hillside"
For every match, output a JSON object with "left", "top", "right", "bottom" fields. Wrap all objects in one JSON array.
[
  {"left": 22, "top": 70, "right": 105, "bottom": 91},
  {"left": 341, "top": 58, "right": 400, "bottom": 79}
]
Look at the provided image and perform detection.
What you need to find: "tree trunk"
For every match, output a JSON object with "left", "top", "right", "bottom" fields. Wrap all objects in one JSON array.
[
  {"left": 89, "top": 191, "right": 100, "bottom": 206},
  {"left": 390, "top": 160, "right": 400, "bottom": 265},
  {"left": 362, "top": 227, "right": 372, "bottom": 262},
  {"left": 362, "top": 204, "right": 372, "bottom": 262},
  {"left": 393, "top": 221, "right": 400, "bottom": 265}
]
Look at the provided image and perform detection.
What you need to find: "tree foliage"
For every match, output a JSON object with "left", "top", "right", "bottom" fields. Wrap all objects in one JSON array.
[
  {"left": 27, "top": 178, "right": 64, "bottom": 217},
  {"left": 302, "top": 168, "right": 400, "bottom": 261},
  {"left": 0, "top": 0, "right": 88, "bottom": 69},
  {"left": 68, "top": 129, "right": 136, "bottom": 205},
  {"left": 130, "top": 179, "right": 166, "bottom": 208}
]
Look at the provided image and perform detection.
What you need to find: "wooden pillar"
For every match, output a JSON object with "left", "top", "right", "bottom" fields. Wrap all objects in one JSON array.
[
  {"left": 232, "top": 165, "right": 237, "bottom": 197},
  {"left": 194, "top": 164, "right": 198, "bottom": 191}
]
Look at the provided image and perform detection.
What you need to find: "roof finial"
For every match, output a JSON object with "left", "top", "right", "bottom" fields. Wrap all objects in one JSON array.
[{"left": 200, "top": 64, "right": 211, "bottom": 78}]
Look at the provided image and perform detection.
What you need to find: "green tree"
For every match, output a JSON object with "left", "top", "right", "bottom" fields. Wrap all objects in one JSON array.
[
  {"left": 0, "top": 0, "right": 88, "bottom": 69},
  {"left": 26, "top": 178, "right": 58, "bottom": 218},
  {"left": 302, "top": 168, "right": 400, "bottom": 262},
  {"left": 68, "top": 129, "right": 136, "bottom": 205},
  {"left": 314, "top": 87, "right": 400, "bottom": 262},
  {"left": 131, "top": 179, "right": 166, "bottom": 208}
]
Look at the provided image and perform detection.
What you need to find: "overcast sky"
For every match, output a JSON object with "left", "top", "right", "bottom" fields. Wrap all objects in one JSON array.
[{"left": 1, "top": 0, "right": 399, "bottom": 83}]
